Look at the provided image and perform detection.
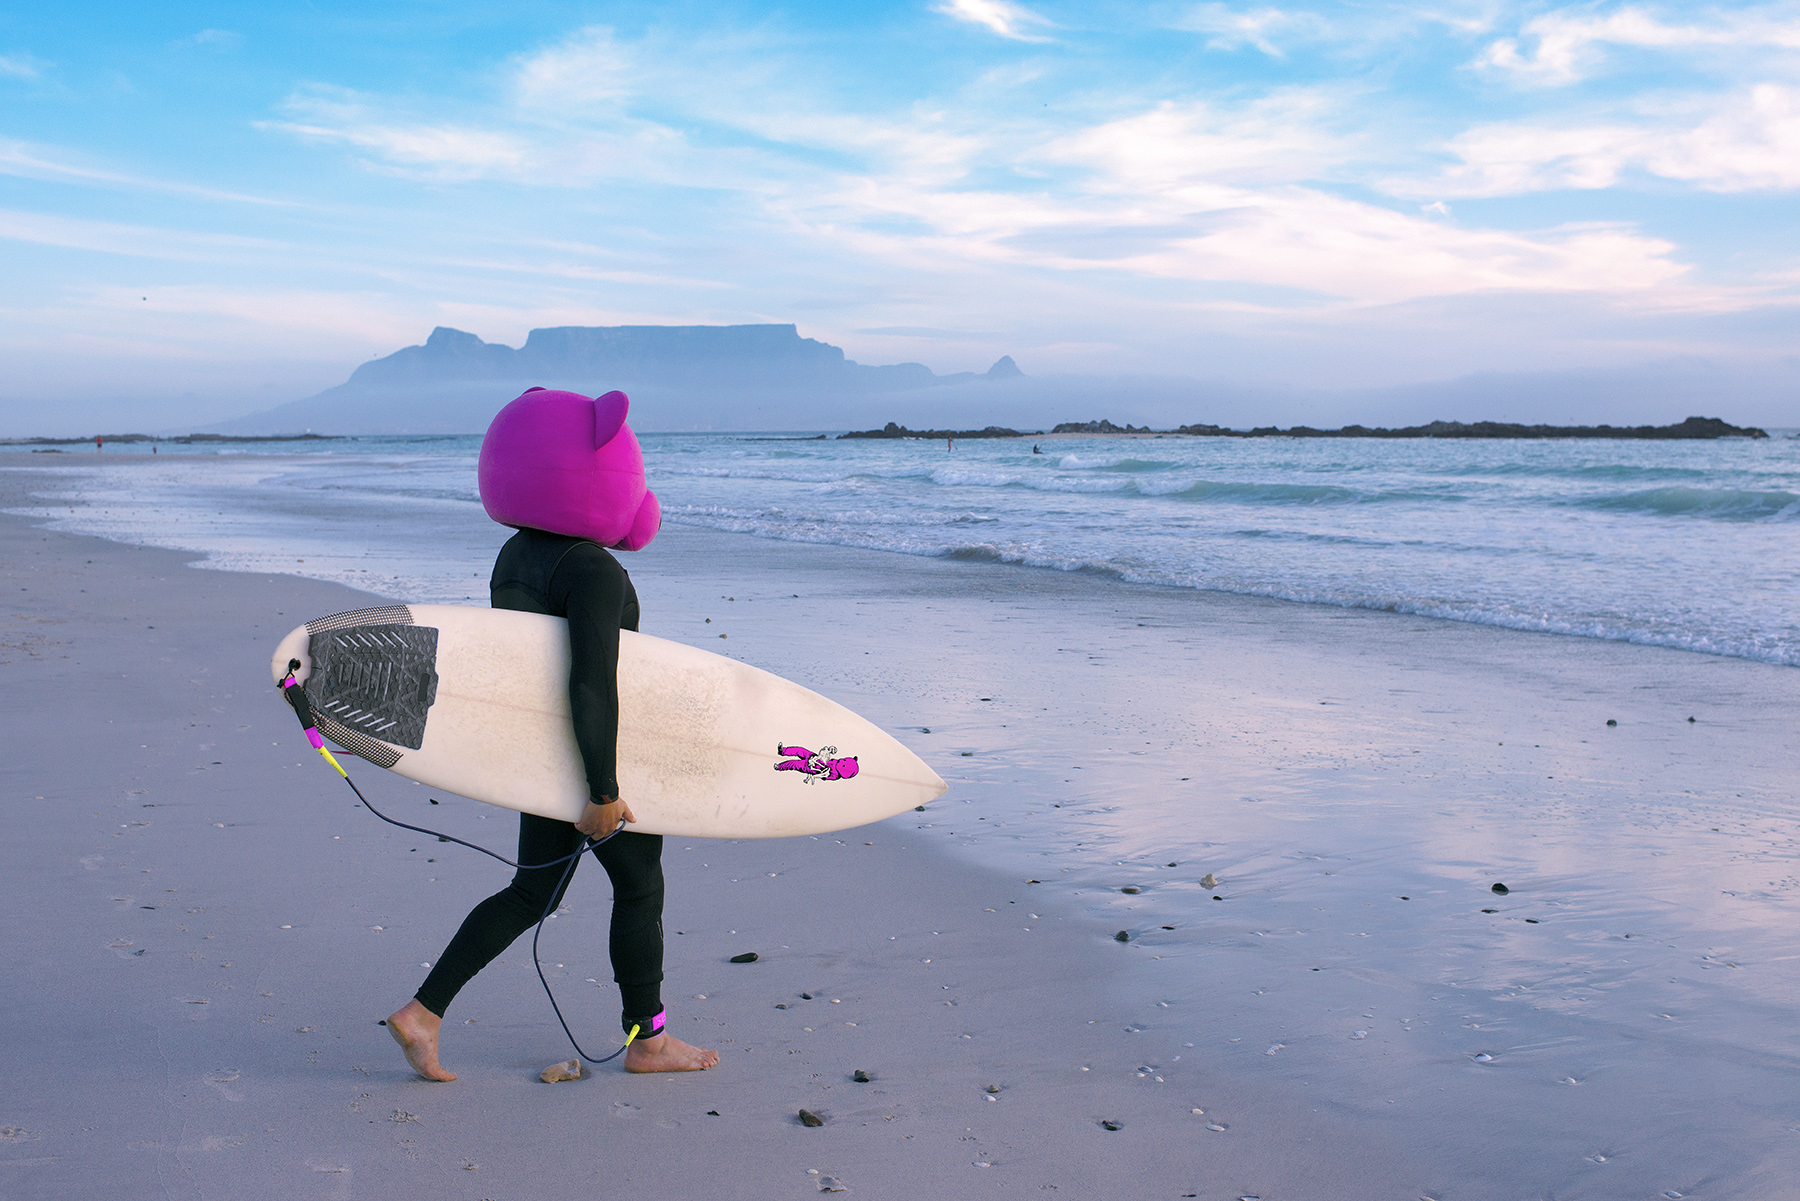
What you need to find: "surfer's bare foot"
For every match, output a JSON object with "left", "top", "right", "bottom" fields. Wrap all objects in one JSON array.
[
  {"left": 624, "top": 1032, "right": 718, "bottom": 1073},
  {"left": 387, "top": 999, "right": 456, "bottom": 1082}
]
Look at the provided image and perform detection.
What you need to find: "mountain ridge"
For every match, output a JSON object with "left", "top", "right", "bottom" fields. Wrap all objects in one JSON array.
[{"left": 219, "top": 323, "right": 1024, "bottom": 434}]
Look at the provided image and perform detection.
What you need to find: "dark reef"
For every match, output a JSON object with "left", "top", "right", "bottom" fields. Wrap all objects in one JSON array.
[
  {"left": 1058, "top": 415, "right": 1769, "bottom": 440},
  {"left": 839, "top": 422, "right": 1043, "bottom": 440}
]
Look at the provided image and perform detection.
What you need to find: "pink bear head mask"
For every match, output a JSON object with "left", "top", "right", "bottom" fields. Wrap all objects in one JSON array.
[{"left": 478, "top": 387, "right": 661, "bottom": 551}]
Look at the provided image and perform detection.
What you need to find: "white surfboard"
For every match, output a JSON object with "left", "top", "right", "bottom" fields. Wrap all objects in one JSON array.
[{"left": 270, "top": 604, "right": 945, "bottom": 838}]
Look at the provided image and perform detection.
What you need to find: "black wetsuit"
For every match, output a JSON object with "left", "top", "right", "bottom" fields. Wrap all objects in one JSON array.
[{"left": 413, "top": 528, "right": 664, "bottom": 1032}]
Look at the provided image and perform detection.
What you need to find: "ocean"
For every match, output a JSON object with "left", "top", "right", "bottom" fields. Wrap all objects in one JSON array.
[
  {"left": 7, "top": 430, "right": 1792, "bottom": 666},
  {"left": 6, "top": 430, "right": 1794, "bottom": 666}
]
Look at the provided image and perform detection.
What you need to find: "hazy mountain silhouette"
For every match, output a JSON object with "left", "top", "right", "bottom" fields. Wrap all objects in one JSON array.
[{"left": 220, "top": 324, "right": 1025, "bottom": 434}]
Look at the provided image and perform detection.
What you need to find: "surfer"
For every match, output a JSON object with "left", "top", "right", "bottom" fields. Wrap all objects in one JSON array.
[{"left": 387, "top": 388, "right": 717, "bottom": 1080}]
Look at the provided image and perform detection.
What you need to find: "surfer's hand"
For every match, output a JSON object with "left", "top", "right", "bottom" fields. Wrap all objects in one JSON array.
[{"left": 576, "top": 798, "right": 634, "bottom": 840}]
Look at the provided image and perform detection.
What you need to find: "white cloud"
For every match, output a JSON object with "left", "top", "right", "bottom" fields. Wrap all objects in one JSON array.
[
  {"left": 263, "top": 92, "right": 531, "bottom": 180},
  {"left": 249, "top": 22, "right": 1740, "bottom": 325},
  {"left": 1478, "top": 6, "right": 1800, "bottom": 86},
  {"left": 932, "top": 0, "right": 1054, "bottom": 43},
  {"left": 1174, "top": 4, "right": 1321, "bottom": 58},
  {"left": 0, "top": 207, "right": 283, "bottom": 260},
  {"left": 1404, "top": 84, "right": 1800, "bottom": 196},
  {"left": 512, "top": 25, "right": 634, "bottom": 108},
  {"left": 187, "top": 29, "right": 243, "bottom": 50},
  {"left": 0, "top": 138, "right": 297, "bottom": 206},
  {"left": 1043, "top": 93, "right": 1356, "bottom": 187},
  {"left": 0, "top": 54, "right": 43, "bottom": 79}
]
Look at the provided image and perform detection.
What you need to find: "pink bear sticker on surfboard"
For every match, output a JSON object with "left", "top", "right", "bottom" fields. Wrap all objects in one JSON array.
[{"left": 477, "top": 387, "right": 661, "bottom": 550}]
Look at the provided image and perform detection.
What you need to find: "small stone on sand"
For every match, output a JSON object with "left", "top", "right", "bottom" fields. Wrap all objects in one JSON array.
[
  {"left": 1115, "top": 930, "right": 1131, "bottom": 942},
  {"left": 1199, "top": 874, "right": 1217, "bottom": 888},
  {"left": 853, "top": 1069, "right": 872, "bottom": 1082},
  {"left": 1491, "top": 882, "right": 1510, "bottom": 894},
  {"left": 1606, "top": 718, "right": 1617, "bottom": 726},
  {"left": 798, "top": 1108, "right": 826, "bottom": 1127},
  {"left": 540, "top": 1059, "right": 582, "bottom": 1083},
  {"left": 1101, "top": 1120, "right": 1122, "bottom": 1131},
  {"left": 730, "top": 952, "right": 759, "bottom": 963},
  {"left": 1121, "top": 886, "right": 1140, "bottom": 894},
  {"left": 818, "top": 1176, "right": 848, "bottom": 1192}
]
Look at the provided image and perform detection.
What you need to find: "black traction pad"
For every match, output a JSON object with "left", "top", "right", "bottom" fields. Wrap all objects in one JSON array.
[{"left": 306, "top": 622, "right": 440, "bottom": 752}]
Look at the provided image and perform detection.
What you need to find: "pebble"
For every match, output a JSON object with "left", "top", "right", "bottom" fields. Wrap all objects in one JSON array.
[
  {"left": 730, "top": 952, "right": 759, "bottom": 963},
  {"left": 818, "top": 1176, "right": 848, "bottom": 1193},
  {"left": 1115, "top": 930, "right": 1131, "bottom": 942},
  {"left": 798, "top": 1108, "right": 825, "bottom": 1127},
  {"left": 1101, "top": 1120, "right": 1122, "bottom": 1131},
  {"left": 853, "top": 1069, "right": 873, "bottom": 1083},
  {"left": 1121, "top": 886, "right": 1140, "bottom": 894},
  {"left": 539, "top": 1059, "right": 582, "bottom": 1083},
  {"left": 1606, "top": 719, "right": 1617, "bottom": 726},
  {"left": 1199, "top": 874, "right": 1218, "bottom": 888},
  {"left": 1491, "top": 882, "right": 1510, "bottom": 894}
]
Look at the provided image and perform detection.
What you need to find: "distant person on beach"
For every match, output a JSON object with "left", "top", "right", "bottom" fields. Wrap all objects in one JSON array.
[
  {"left": 95, "top": 436, "right": 102, "bottom": 452},
  {"left": 948, "top": 437, "right": 954, "bottom": 452},
  {"left": 385, "top": 387, "right": 717, "bottom": 1081}
]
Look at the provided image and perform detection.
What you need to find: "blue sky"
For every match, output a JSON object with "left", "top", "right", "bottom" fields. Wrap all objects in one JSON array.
[{"left": 3, "top": 1, "right": 1798, "bottom": 430}]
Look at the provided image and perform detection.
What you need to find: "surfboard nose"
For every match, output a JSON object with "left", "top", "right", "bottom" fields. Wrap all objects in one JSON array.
[{"left": 272, "top": 623, "right": 312, "bottom": 687}]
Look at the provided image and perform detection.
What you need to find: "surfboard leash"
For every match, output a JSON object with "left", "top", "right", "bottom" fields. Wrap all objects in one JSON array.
[{"left": 280, "top": 663, "right": 640, "bottom": 1065}]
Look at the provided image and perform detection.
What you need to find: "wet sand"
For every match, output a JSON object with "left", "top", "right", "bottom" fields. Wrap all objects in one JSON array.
[{"left": 3, "top": 455, "right": 1798, "bottom": 1199}]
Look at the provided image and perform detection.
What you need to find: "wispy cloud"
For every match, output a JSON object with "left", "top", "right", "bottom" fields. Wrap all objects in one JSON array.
[
  {"left": 1174, "top": 4, "right": 1323, "bottom": 58},
  {"left": 185, "top": 29, "right": 243, "bottom": 50},
  {"left": 932, "top": 0, "right": 1054, "bottom": 43},
  {"left": 0, "top": 138, "right": 299, "bottom": 206},
  {"left": 512, "top": 25, "right": 634, "bottom": 108},
  {"left": 0, "top": 53, "right": 44, "bottom": 79},
  {"left": 0, "top": 207, "right": 285, "bottom": 260},
  {"left": 1401, "top": 84, "right": 1800, "bottom": 195},
  {"left": 261, "top": 91, "right": 531, "bottom": 181},
  {"left": 1478, "top": 5, "right": 1800, "bottom": 86}
]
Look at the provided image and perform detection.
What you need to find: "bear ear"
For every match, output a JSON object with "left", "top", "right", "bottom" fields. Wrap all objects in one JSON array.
[{"left": 593, "top": 390, "right": 629, "bottom": 446}]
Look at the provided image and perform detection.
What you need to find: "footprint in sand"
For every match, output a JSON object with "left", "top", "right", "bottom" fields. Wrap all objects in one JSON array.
[{"left": 204, "top": 1069, "right": 243, "bottom": 1102}]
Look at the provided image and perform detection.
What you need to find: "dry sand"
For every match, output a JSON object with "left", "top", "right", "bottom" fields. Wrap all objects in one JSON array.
[{"left": 3, "top": 456, "right": 1798, "bottom": 1199}]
